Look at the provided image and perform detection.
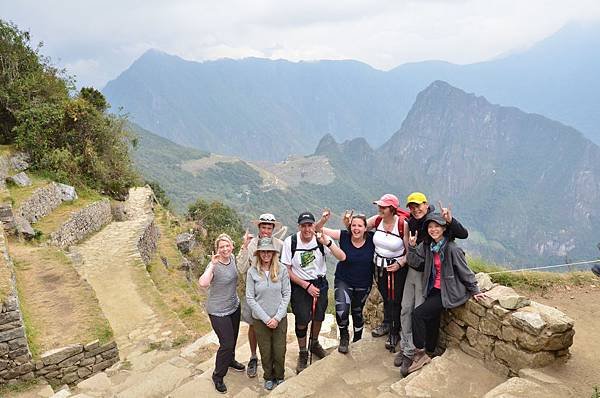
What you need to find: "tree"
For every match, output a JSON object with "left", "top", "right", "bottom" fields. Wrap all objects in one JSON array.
[
  {"left": 1, "top": 19, "right": 140, "bottom": 198},
  {"left": 187, "top": 198, "right": 244, "bottom": 251}
]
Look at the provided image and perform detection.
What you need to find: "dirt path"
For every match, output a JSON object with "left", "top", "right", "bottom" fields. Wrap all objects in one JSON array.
[
  {"left": 522, "top": 283, "right": 600, "bottom": 397},
  {"left": 71, "top": 187, "right": 166, "bottom": 356}
]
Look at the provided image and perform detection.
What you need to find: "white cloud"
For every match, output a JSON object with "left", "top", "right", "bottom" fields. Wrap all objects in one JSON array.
[{"left": 3, "top": 0, "right": 600, "bottom": 88}]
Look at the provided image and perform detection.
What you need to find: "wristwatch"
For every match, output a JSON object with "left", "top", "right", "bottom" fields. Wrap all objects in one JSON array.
[{"left": 326, "top": 240, "right": 333, "bottom": 248}]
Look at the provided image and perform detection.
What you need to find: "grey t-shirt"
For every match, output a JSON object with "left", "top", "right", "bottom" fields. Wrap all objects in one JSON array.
[{"left": 205, "top": 256, "right": 240, "bottom": 316}]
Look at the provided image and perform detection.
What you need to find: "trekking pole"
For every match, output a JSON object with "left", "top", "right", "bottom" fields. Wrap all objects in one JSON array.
[
  {"left": 388, "top": 268, "right": 396, "bottom": 353},
  {"left": 308, "top": 295, "right": 317, "bottom": 365}
]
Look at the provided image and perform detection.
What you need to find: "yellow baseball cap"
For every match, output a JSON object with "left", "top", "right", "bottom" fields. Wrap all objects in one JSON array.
[{"left": 406, "top": 192, "right": 428, "bottom": 207}]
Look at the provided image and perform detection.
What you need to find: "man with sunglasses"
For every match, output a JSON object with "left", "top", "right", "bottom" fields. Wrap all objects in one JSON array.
[{"left": 237, "top": 213, "right": 284, "bottom": 378}]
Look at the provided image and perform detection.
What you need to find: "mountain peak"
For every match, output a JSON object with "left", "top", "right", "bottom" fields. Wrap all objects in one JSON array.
[{"left": 314, "top": 134, "right": 338, "bottom": 155}]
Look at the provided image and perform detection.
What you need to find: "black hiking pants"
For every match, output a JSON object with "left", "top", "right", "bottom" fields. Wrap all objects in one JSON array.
[
  {"left": 209, "top": 305, "right": 241, "bottom": 382},
  {"left": 375, "top": 265, "right": 408, "bottom": 336}
]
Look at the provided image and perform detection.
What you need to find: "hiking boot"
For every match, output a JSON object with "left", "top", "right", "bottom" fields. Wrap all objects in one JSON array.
[
  {"left": 310, "top": 340, "right": 328, "bottom": 359},
  {"left": 264, "top": 380, "right": 275, "bottom": 390},
  {"left": 229, "top": 359, "right": 245, "bottom": 372},
  {"left": 213, "top": 379, "right": 227, "bottom": 394},
  {"left": 385, "top": 333, "right": 399, "bottom": 352},
  {"left": 398, "top": 354, "right": 412, "bottom": 377},
  {"left": 592, "top": 264, "right": 600, "bottom": 278},
  {"left": 352, "top": 329, "right": 363, "bottom": 343},
  {"left": 408, "top": 349, "right": 431, "bottom": 373},
  {"left": 296, "top": 350, "right": 308, "bottom": 374},
  {"left": 371, "top": 323, "right": 389, "bottom": 337},
  {"left": 338, "top": 328, "right": 350, "bottom": 354},
  {"left": 246, "top": 357, "right": 258, "bottom": 378}
]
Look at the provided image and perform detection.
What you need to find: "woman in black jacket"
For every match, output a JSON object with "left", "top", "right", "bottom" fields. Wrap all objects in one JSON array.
[{"left": 405, "top": 212, "right": 486, "bottom": 374}]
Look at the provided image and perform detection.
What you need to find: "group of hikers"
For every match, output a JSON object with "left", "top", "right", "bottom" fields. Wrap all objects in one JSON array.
[{"left": 199, "top": 192, "right": 487, "bottom": 394}]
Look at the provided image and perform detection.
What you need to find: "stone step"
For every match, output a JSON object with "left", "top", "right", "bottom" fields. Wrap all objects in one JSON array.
[
  {"left": 483, "top": 368, "right": 575, "bottom": 398},
  {"left": 389, "top": 348, "right": 505, "bottom": 397}
]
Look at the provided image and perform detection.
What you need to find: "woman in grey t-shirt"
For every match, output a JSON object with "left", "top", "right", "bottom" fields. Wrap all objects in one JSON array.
[{"left": 199, "top": 233, "right": 245, "bottom": 394}]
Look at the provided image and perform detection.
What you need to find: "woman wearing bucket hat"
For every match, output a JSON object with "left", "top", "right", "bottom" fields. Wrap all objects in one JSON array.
[
  {"left": 405, "top": 213, "right": 486, "bottom": 374},
  {"left": 365, "top": 193, "right": 409, "bottom": 352},
  {"left": 199, "top": 233, "right": 245, "bottom": 394},
  {"left": 246, "top": 237, "right": 291, "bottom": 390},
  {"left": 236, "top": 213, "right": 284, "bottom": 378},
  {"left": 396, "top": 192, "right": 469, "bottom": 376}
]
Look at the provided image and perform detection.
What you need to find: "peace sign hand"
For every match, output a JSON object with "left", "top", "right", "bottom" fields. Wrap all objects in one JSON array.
[
  {"left": 438, "top": 201, "right": 453, "bottom": 223},
  {"left": 210, "top": 251, "right": 219, "bottom": 264},
  {"left": 408, "top": 230, "right": 418, "bottom": 247},
  {"left": 321, "top": 208, "right": 331, "bottom": 223}
]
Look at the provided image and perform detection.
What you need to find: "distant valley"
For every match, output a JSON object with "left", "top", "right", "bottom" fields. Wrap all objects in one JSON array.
[{"left": 132, "top": 80, "right": 600, "bottom": 266}]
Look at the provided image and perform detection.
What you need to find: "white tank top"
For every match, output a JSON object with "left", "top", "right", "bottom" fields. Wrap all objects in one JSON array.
[{"left": 373, "top": 215, "right": 405, "bottom": 259}]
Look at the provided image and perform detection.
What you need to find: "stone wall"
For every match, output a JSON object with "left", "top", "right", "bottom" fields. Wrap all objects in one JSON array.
[
  {"left": 362, "top": 273, "right": 574, "bottom": 376},
  {"left": 49, "top": 199, "right": 112, "bottom": 248},
  {"left": 0, "top": 229, "right": 34, "bottom": 383},
  {"left": 440, "top": 284, "right": 574, "bottom": 376},
  {"left": 138, "top": 219, "right": 160, "bottom": 265},
  {"left": 33, "top": 340, "right": 118, "bottom": 386},
  {"left": 17, "top": 182, "right": 69, "bottom": 223},
  {"left": 0, "top": 225, "right": 120, "bottom": 386}
]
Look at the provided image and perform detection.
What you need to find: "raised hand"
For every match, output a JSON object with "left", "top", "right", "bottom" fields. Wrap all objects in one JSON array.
[
  {"left": 315, "top": 231, "right": 328, "bottom": 246},
  {"left": 342, "top": 209, "right": 354, "bottom": 228},
  {"left": 242, "top": 229, "right": 253, "bottom": 249},
  {"left": 321, "top": 208, "right": 331, "bottom": 223},
  {"left": 210, "top": 251, "right": 219, "bottom": 264},
  {"left": 438, "top": 200, "right": 452, "bottom": 223},
  {"left": 408, "top": 230, "right": 418, "bottom": 247}
]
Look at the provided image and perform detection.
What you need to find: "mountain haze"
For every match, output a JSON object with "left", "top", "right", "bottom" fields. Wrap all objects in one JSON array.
[
  {"left": 347, "top": 81, "right": 600, "bottom": 263},
  {"left": 134, "top": 81, "right": 600, "bottom": 265},
  {"left": 105, "top": 22, "right": 600, "bottom": 162}
]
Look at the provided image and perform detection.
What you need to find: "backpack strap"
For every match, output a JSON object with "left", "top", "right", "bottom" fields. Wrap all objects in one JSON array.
[
  {"left": 290, "top": 233, "right": 325, "bottom": 258},
  {"left": 374, "top": 215, "right": 403, "bottom": 239}
]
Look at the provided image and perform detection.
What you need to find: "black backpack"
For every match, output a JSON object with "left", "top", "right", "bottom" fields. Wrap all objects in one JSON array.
[{"left": 290, "top": 233, "right": 325, "bottom": 259}]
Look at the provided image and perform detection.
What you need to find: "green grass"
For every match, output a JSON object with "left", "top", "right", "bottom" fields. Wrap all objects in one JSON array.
[
  {"left": 469, "top": 257, "right": 597, "bottom": 292},
  {"left": 0, "top": 379, "right": 40, "bottom": 397},
  {"left": 15, "top": 278, "right": 42, "bottom": 358},
  {"left": 5, "top": 173, "right": 52, "bottom": 209},
  {"left": 33, "top": 185, "right": 104, "bottom": 237}
]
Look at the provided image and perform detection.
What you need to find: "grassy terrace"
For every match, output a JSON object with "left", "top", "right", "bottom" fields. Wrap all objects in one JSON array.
[
  {"left": 144, "top": 206, "right": 211, "bottom": 337},
  {"left": 11, "top": 241, "right": 113, "bottom": 357},
  {"left": 469, "top": 257, "right": 597, "bottom": 293},
  {"left": 32, "top": 186, "right": 104, "bottom": 238}
]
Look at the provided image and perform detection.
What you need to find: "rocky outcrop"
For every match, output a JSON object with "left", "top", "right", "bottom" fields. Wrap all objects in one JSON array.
[
  {"left": 8, "top": 172, "right": 32, "bottom": 187},
  {"left": 49, "top": 200, "right": 112, "bottom": 248},
  {"left": 176, "top": 233, "right": 195, "bottom": 254}
]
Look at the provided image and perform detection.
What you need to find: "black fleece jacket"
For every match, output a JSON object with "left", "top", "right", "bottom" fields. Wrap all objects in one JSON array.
[{"left": 406, "top": 204, "right": 468, "bottom": 245}]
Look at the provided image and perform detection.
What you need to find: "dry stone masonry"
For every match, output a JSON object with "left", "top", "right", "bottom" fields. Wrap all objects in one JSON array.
[
  {"left": 33, "top": 340, "right": 119, "bottom": 386},
  {"left": 49, "top": 199, "right": 112, "bottom": 248},
  {"left": 17, "top": 182, "right": 78, "bottom": 224},
  {"left": 440, "top": 277, "right": 574, "bottom": 376},
  {"left": 364, "top": 272, "right": 574, "bottom": 377},
  {"left": 138, "top": 220, "right": 160, "bottom": 265}
]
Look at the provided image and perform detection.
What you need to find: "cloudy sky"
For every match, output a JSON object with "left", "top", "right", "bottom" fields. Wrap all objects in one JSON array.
[{"left": 4, "top": 0, "right": 600, "bottom": 88}]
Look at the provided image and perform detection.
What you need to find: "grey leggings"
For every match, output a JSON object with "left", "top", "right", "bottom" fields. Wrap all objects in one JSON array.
[
  {"left": 400, "top": 267, "right": 424, "bottom": 358},
  {"left": 334, "top": 278, "right": 371, "bottom": 337}
]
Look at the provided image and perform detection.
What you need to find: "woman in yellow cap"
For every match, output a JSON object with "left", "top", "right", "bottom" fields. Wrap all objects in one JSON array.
[{"left": 395, "top": 192, "right": 468, "bottom": 376}]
